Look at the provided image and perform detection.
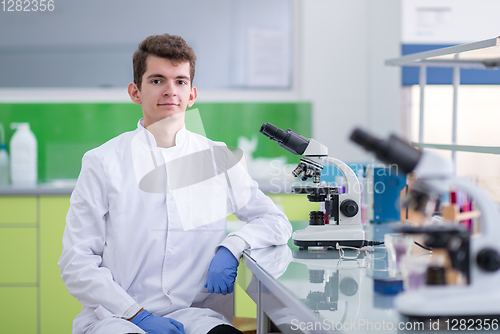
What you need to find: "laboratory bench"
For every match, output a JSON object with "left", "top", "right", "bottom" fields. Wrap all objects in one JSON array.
[
  {"left": 0, "top": 182, "right": 75, "bottom": 196},
  {"left": 237, "top": 222, "right": 400, "bottom": 334},
  {"left": 237, "top": 222, "right": 490, "bottom": 334}
]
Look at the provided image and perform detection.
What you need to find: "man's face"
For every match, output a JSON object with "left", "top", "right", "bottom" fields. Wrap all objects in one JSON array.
[{"left": 129, "top": 55, "right": 197, "bottom": 127}]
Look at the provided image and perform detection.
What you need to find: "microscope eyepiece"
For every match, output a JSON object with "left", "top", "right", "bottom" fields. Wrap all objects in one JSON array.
[
  {"left": 350, "top": 128, "right": 384, "bottom": 153},
  {"left": 259, "top": 123, "right": 310, "bottom": 156},
  {"left": 350, "top": 128, "right": 422, "bottom": 174},
  {"left": 260, "top": 123, "right": 287, "bottom": 142}
]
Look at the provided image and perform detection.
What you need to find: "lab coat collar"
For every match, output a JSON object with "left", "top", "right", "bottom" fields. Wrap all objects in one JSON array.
[{"left": 136, "top": 118, "right": 188, "bottom": 150}]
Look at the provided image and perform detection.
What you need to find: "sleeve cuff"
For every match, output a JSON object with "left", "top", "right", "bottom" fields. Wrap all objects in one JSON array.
[
  {"left": 114, "top": 303, "right": 143, "bottom": 320},
  {"left": 218, "top": 235, "right": 250, "bottom": 260}
]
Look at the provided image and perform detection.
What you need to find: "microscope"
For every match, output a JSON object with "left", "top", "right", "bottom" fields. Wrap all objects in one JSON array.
[
  {"left": 351, "top": 128, "right": 500, "bottom": 323},
  {"left": 260, "top": 123, "right": 371, "bottom": 249}
]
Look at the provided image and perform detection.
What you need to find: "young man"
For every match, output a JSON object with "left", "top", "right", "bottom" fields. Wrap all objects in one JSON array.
[{"left": 59, "top": 34, "right": 292, "bottom": 334}]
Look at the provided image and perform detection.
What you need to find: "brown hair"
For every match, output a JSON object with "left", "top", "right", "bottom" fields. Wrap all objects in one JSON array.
[{"left": 133, "top": 34, "right": 197, "bottom": 90}]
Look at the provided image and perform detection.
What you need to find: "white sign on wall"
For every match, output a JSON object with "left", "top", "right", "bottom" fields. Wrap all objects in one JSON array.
[{"left": 247, "top": 29, "right": 290, "bottom": 88}]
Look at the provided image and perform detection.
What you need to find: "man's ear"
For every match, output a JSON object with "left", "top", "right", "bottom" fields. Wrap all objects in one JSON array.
[
  {"left": 128, "top": 83, "right": 142, "bottom": 105},
  {"left": 187, "top": 86, "right": 198, "bottom": 108}
]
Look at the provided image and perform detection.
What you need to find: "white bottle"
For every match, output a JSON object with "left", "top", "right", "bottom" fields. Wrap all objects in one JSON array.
[{"left": 10, "top": 123, "right": 37, "bottom": 186}]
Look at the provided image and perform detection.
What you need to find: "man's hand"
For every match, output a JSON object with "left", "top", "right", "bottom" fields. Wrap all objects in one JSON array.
[
  {"left": 131, "top": 309, "right": 185, "bottom": 334},
  {"left": 204, "top": 246, "right": 239, "bottom": 295}
]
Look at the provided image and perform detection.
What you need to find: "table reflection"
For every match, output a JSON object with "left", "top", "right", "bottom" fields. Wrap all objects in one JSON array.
[{"left": 241, "top": 243, "right": 410, "bottom": 333}]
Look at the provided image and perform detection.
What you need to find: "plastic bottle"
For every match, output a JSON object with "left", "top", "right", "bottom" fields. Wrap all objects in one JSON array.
[
  {"left": 0, "top": 123, "right": 9, "bottom": 185},
  {"left": 10, "top": 123, "right": 37, "bottom": 186}
]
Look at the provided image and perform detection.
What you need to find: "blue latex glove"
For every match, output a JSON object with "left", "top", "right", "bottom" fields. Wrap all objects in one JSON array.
[
  {"left": 204, "top": 246, "right": 239, "bottom": 295},
  {"left": 131, "top": 310, "right": 185, "bottom": 334}
]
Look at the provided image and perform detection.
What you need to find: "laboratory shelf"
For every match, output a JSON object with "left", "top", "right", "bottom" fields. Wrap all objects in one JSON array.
[
  {"left": 412, "top": 142, "right": 500, "bottom": 155},
  {"left": 386, "top": 36, "right": 500, "bottom": 68},
  {"left": 386, "top": 36, "right": 500, "bottom": 175}
]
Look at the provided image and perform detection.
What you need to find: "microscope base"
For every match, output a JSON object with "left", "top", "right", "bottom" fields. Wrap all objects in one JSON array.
[
  {"left": 294, "top": 239, "right": 365, "bottom": 249},
  {"left": 396, "top": 287, "right": 500, "bottom": 323},
  {"left": 292, "top": 225, "right": 366, "bottom": 249}
]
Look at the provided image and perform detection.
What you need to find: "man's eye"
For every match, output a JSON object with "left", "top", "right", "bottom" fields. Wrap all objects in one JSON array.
[
  {"left": 152, "top": 79, "right": 161, "bottom": 84},
  {"left": 178, "top": 80, "right": 187, "bottom": 85}
]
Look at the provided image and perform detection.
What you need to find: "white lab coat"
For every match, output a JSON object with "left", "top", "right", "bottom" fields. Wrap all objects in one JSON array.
[{"left": 59, "top": 119, "right": 292, "bottom": 334}]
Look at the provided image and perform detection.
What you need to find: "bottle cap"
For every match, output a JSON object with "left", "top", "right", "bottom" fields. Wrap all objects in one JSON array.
[{"left": 10, "top": 122, "right": 30, "bottom": 130}]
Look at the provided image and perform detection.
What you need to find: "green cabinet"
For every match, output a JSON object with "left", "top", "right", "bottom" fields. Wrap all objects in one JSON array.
[
  {"left": 0, "top": 228, "right": 37, "bottom": 284},
  {"left": 0, "top": 196, "right": 38, "bottom": 334},
  {"left": 40, "top": 196, "right": 82, "bottom": 334},
  {"left": 0, "top": 287, "right": 37, "bottom": 333},
  {"left": 0, "top": 195, "right": 81, "bottom": 334},
  {"left": 0, "top": 196, "right": 37, "bottom": 225}
]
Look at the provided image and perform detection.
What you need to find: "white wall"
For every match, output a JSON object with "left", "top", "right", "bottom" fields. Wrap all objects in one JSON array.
[
  {"left": 402, "top": 0, "right": 500, "bottom": 44},
  {"left": 0, "top": 0, "right": 403, "bottom": 164},
  {"left": 0, "top": 0, "right": 290, "bottom": 89},
  {"left": 298, "top": 0, "right": 401, "bottom": 162}
]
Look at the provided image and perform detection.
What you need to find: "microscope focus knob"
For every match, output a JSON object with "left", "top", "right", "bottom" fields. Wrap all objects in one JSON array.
[
  {"left": 340, "top": 200, "right": 359, "bottom": 217},
  {"left": 477, "top": 248, "right": 500, "bottom": 272},
  {"left": 339, "top": 277, "right": 358, "bottom": 296}
]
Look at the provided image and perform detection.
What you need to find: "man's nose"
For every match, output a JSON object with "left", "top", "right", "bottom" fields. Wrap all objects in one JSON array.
[{"left": 163, "top": 81, "right": 176, "bottom": 96}]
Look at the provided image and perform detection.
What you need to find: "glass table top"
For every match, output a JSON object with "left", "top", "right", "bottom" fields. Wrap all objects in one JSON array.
[{"left": 239, "top": 222, "right": 484, "bottom": 333}]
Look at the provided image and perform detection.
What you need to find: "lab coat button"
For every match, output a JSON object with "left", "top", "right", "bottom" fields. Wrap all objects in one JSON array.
[{"left": 167, "top": 291, "right": 170, "bottom": 295}]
